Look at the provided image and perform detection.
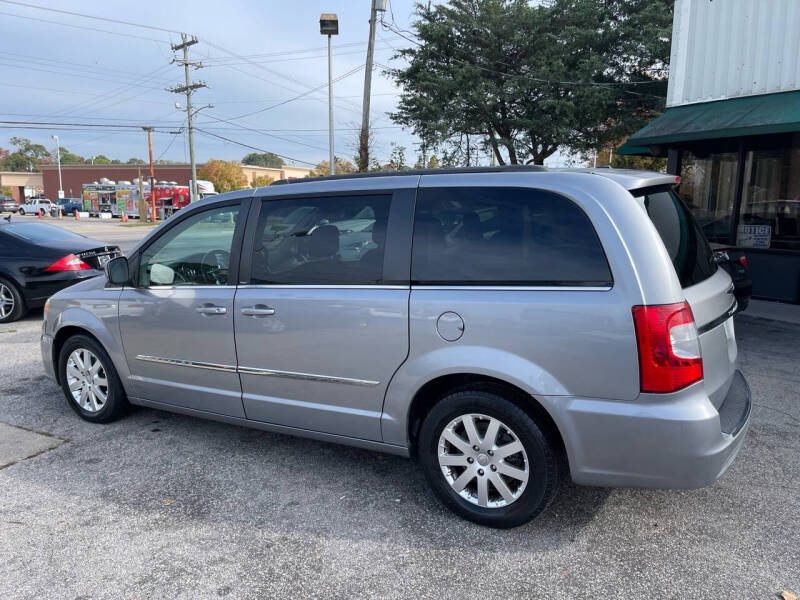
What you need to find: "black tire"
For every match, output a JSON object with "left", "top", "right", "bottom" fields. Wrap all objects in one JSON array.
[
  {"left": 418, "top": 389, "right": 560, "bottom": 528},
  {"left": 0, "top": 276, "right": 26, "bottom": 323},
  {"left": 58, "top": 334, "right": 127, "bottom": 423},
  {"left": 17, "top": 208, "right": 24, "bottom": 216}
]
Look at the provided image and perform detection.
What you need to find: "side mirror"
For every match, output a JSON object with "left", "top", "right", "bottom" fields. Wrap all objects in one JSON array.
[{"left": 106, "top": 256, "right": 130, "bottom": 286}]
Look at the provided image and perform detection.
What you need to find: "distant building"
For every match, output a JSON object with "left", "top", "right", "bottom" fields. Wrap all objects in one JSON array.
[
  {"left": 38, "top": 163, "right": 313, "bottom": 202},
  {"left": 0, "top": 171, "right": 43, "bottom": 202},
  {"left": 622, "top": 0, "right": 800, "bottom": 304}
]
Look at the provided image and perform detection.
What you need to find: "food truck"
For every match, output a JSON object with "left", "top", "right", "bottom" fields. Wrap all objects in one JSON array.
[{"left": 81, "top": 180, "right": 191, "bottom": 219}]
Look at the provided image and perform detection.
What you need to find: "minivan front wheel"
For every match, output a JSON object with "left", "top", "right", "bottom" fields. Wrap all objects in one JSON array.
[
  {"left": 419, "top": 389, "right": 560, "bottom": 528},
  {"left": 58, "top": 334, "right": 127, "bottom": 423}
]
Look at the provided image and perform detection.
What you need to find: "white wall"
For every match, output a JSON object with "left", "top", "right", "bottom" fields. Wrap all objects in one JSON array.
[{"left": 667, "top": 0, "right": 800, "bottom": 107}]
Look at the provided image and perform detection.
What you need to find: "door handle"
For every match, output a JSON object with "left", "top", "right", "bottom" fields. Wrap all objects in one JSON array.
[
  {"left": 196, "top": 305, "right": 227, "bottom": 315},
  {"left": 241, "top": 305, "right": 276, "bottom": 316}
]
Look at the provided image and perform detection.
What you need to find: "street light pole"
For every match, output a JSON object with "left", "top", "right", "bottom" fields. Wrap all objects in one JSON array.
[
  {"left": 51, "top": 134, "right": 63, "bottom": 199},
  {"left": 320, "top": 13, "right": 339, "bottom": 175}
]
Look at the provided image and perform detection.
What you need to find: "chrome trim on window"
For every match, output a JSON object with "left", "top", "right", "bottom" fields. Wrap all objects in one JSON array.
[
  {"left": 135, "top": 354, "right": 379, "bottom": 386},
  {"left": 237, "top": 365, "right": 380, "bottom": 386},
  {"left": 135, "top": 355, "right": 237, "bottom": 373}
]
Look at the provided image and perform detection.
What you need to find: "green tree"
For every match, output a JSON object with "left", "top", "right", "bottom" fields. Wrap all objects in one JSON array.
[
  {"left": 126, "top": 157, "right": 146, "bottom": 165},
  {"left": 389, "top": 0, "right": 671, "bottom": 165},
  {"left": 251, "top": 175, "right": 275, "bottom": 187},
  {"left": 92, "top": 154, "right": 111, "bottom": 164},
  {"left": 312, "top": 157, "right": 357, "bottom": 176},
  {"left": 58, "top": 148, "right": 84, "bottom": 164},
  {"left": 0, "top": 137, "right": 51, "bottom": 171},
  {"left": 242, "top": 152, "right": 284, "bottom": 168},
  {"left": 198, "top": 159, "right": 248, "bottom": 192}
]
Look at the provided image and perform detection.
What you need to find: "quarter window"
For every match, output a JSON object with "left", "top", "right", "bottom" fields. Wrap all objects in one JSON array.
[
  {"left": 138, "top": 205, "right": 240, "bottom": 287},
  {"left": 411, "top": 187, "right": 612, "bottom": 286},
  {"left": 249, "top": 195, "right": 391, "bottom": 285}
]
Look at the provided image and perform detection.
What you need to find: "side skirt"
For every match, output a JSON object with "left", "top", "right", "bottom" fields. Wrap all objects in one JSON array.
[{"left": 128, "top": 396, "right": 411, "bottom": 458}]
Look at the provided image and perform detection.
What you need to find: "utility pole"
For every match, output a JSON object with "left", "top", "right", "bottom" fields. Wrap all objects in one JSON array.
[
  {"left": 143, "top": 127, "right": 156, "bottom": 221},
  {"left": 51, "top": 134, "right": 63, "bottom": 199},
  {"left": 169, "top": 34, "right": 206, "bottom": 202},
  {"left": 358, "top": 0, "right": 386, "bottom": 171}
]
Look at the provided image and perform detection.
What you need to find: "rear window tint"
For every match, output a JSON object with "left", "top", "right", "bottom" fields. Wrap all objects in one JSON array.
[
  {"left": 411, "top": 187, "right": 612, "bottom": 286},
  {"left": 2, "top": 223, "right": 85, "bottom": 243},
  {"left": 639, "top": 188, "right": 717, "bottom": 288}
]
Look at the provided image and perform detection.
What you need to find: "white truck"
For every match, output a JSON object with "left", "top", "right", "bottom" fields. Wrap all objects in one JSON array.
[{"left": 17, "top": 198, "right": 53, "bottom": 216}]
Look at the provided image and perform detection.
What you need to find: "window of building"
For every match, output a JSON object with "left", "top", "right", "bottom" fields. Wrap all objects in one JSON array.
[
  {"left": 250, "top": 195, "right": 391, "bottom": 285},
  {"left": 678, "top": 151, "right": 739, "bottom": 244},
  {"left": 411, "top": 187, "right": 612, "bottom": 286},
  {"left": 737, "top": 135, "right": 800, "bottom": 252}
]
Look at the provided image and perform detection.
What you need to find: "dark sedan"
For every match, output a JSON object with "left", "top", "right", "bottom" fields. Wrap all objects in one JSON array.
[
  {"left": 0, "top": 221, "right": 120, "bottom": 322},
  {"left": 0, "top": 197, "right": 17, "bottom": 213}
]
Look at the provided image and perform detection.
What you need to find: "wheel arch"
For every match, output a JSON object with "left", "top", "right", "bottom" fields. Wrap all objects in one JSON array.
[
  {"left": 404, "top": 373, "right": 568, "bottom": 471},
  {"left": 51, "top": 310, "right": 130, "bottom": 390}
]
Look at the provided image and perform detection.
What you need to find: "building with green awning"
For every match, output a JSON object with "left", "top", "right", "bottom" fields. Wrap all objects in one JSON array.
[{"left": 623, "top": 0, "right": 800, "bottom": 304}]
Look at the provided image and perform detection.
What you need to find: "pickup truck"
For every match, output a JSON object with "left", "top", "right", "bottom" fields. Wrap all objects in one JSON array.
[
  {"left": 50, "top": 198, "right": 83, "bottom": 216},
  {"left": 17, "top": 198, "right": 53, "bottom": 216}
]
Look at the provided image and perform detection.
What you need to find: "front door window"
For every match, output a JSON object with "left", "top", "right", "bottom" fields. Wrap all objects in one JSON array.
[{"left": 138, "top": 205, "right": 240, "bottom": 286}]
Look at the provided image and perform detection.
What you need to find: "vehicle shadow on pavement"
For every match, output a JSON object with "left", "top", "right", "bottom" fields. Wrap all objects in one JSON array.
[{"left": 1, "top": 376, "right": 612, "bottom": 552}]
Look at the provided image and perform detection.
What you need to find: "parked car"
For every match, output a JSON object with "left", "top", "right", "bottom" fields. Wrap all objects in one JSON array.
[
  {"left": 0, "top": 196, "right": 18, "bottom": 213},
  {"left": 0, "top": 222, "right": 120, "bottom": 322},
  {"left": 50, "top": 198, "right": 83, "bottom": 217},
  {"left": 17, "top": 198, "right": 53, "bottom": 216},
  {"left": 710, "top": 244, "right": 752, "bottom": 312},
  {"left": 40, "top": 167, "right": 750, "bottom": 528}
]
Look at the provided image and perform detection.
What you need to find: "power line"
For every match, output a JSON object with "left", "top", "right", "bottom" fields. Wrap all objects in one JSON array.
[
  {"left": 0, "top": 0, "right": 181, "bottom": 34},
  {"left": 228, "top": 64, "right": 365, "bottom": 121},
  {"left": 193, "top": 128, "right": 316, "bottom": 167},
  {"left": 0, "top": 9, "right": 169, "bottom": 44}
]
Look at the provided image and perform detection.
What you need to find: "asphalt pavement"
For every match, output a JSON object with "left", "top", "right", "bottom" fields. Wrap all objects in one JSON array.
[{"left": 0, "top": 225, "right": 798, "bottom": 597}]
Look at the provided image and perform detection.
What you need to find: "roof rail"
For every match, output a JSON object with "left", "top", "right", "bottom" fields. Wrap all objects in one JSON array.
[{"left": 272, "top": 164, "right": 548, "bottom": 185}]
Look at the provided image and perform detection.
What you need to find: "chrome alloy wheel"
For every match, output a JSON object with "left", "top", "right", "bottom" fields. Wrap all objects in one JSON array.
[
  {"left": 0, "top": 283, "right": 13, "bottom": 319},
  {"left": 437, "top": 413, "right": 529, "bottom": 508},
  {"left": 65, "top": 348, "right": 109, "bottom": 413}
]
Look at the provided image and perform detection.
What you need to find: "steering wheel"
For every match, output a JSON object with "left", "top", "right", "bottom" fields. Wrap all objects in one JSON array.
[{"left": 199, "top": 249, "right": 231, "bottom": 285}]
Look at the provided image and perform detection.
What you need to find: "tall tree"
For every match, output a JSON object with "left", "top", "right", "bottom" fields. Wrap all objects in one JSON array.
[
  {"left": 242, "top": 152, "right": 284, "bottom": 168},
  {"left": 198, "top": 159, "right": 248, "bottom": 192},
  {"left": 389, "top": 0, "right": 671, "bottom": 165}
]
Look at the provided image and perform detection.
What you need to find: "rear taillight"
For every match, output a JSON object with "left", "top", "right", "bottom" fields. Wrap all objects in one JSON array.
[
  {"left": 738, "top": 255, "right": 748, "bottom": 269},
  {"left": 632, "top": 301, "right": 703, "bottom": 393},
  {"left": 44, "top": 253, "right": 91, "bottom": 272}
]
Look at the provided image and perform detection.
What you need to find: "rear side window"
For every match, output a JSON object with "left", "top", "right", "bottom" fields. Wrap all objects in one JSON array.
[
  {"left": 639, "top": 188, "right": 717, "bottom": 288},
  {"left": 250, "top": 195, "right": 391, "bottom": 285},
  {"left": 411, "top": 187, "right": 612, "bottom": 286}
]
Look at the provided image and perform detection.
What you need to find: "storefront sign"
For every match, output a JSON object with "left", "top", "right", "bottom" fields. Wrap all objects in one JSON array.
[{"left": 737, "top": 224, "right": 771, "bottom": 249}]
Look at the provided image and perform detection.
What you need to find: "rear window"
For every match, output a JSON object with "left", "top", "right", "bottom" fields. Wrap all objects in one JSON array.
[
  {"left": 638, "top": 187, "right": 717, "bottom": 288},
  {"left": 2, "top": 223, "right": 86, "bottom": 243},
  {"left": 411, "top": 187, "right": 612, "bottom": 286}
]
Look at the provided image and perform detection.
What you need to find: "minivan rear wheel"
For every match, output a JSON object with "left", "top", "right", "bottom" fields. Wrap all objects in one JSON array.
[{"left": 418, "top": 389, "right": 559, "bottom": 528}]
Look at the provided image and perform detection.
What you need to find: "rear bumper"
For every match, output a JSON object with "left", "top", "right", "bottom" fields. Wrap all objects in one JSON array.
[{"left": 556, "top": 370, "right": 751, "bottom": 488}]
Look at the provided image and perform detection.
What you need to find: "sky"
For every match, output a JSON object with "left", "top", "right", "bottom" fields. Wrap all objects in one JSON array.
[{"left": 0, "top": 0, "right": 572, "bottom": 168}]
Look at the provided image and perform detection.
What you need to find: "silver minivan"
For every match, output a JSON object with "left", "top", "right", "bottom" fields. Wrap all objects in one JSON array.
[{"left": 41, "top": 167, "right": 750, "bottom": 528}]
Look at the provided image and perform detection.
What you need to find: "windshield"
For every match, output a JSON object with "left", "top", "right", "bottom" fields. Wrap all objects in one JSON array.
[
  {"left": 3, "top": 223, "right": 86, "bottom": 243},
  {"left": 637, "top": 186, "right": 717, "bottom": 288}
]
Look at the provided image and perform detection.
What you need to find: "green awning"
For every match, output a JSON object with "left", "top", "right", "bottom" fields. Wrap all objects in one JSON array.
[
  {"left": 616, "top": 142, "right": 651, "bottom": 156},
  {"left": 627, "top": 90, "right": 800, "bottom": 146}
]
